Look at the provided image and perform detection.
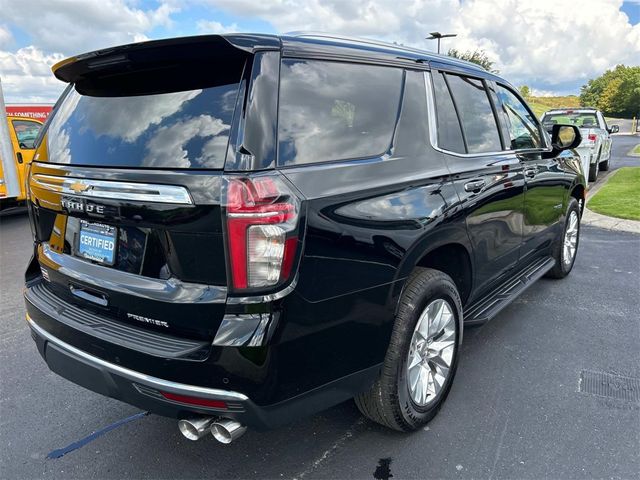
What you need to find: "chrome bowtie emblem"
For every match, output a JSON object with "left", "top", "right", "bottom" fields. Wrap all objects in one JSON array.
[{"left": 69, "top": 181, "right": 91, "bottom": 194}]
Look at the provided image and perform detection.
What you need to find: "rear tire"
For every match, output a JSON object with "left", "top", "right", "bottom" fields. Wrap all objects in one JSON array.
[
  {"left": 588, "top": 158, "right": 599, "bottom": 182},
  {"left": 355, "top": 268, "right": 462, "bottom": 431},
  {"left": 546, "top": 198, "right": 580, "bottom": 279}
]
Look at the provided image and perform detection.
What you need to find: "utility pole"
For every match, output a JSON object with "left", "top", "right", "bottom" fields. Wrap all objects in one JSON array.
[
  {"left": 427, "top": 32, "right": 457, "bottom": 54},
  {"left": 0, "top": 78, "right": 20, "bottom": 199}
]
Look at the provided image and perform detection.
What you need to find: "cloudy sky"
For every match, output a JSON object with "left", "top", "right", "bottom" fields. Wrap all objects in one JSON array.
[{"left": 1, "top": 0, "right": 639, "bottom": 103}]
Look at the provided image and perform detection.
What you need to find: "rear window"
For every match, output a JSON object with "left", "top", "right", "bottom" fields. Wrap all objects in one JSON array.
[
  {"left": 45, "top": 81, "right": 240, "bottom": 169},
  {"left": 278, "top": 60, "right": 403, "bottom": 166},
  {"left": 542, "top": 112, "right": 598, "bottom": 129}
]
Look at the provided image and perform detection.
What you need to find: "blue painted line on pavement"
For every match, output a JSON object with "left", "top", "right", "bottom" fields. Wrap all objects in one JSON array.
[{"left": 47, "top": 411, "right": 149, "bottom": 459}]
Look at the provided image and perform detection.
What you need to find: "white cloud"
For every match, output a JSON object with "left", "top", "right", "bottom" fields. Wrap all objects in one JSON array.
[
  {"left": 0, "top": 46, "right": 66, "bottom": 102},
  {"left": 196, "top": 20, "right": 239, "bottom": 34},
  {"left": 77, "top": 89, "right": 203, "bottom": 142},
  {"left": 0, "top": 0, "right": 176, "bottom": 56},
  {"left": 203, "top": 0, "right": 640, "bottom": 90},
  {"left": 0, "top": 0, "right": 179, "bottom": 102},
  {"left": 1, "top": 0, "right": 638, "bottom": 103},
  {"left": 143, "top": 115, "right": 230, "bottom": 168},
  {"left": 530, "top": 88, "right": 571, "bottom": 97}
]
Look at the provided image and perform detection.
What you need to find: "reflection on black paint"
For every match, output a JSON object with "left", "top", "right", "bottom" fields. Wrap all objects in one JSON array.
[
  {"left": 278, "top": 60, "right": 403, "bottom": 166},
  {"left": 46, "top": 83, "right": 239, "bottom": 169}
]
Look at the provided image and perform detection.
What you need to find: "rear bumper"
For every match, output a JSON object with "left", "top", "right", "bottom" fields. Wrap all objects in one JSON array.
[
  {"left": 26, "top": 312, "right": 380, "bottom": 430},
  {"left": 27, "top": 314, "right": 252, "bottom": 417}
]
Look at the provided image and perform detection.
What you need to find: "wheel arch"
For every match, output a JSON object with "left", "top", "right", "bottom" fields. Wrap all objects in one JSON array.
[
  {"left": 570, "top": 183, "right": 586, "bottom": 215},
  {"left": 391, "top": 225, "right": 475, "bottom": 315}
]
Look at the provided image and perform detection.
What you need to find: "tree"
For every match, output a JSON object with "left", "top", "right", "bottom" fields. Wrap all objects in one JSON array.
[
  {"left": 519, "top": 85, "right": 531, "bottom": 99},
  {"left": 580, "top": 65, "right": 640, "bottom": 118},
  {"left": 447, "top": 48, "right": 499, "bottom": 73}
]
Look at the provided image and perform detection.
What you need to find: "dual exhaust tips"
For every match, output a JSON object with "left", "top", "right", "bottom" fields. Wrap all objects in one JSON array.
[{"left": 178, "top": 417, "right": 247, "bottom": 444}]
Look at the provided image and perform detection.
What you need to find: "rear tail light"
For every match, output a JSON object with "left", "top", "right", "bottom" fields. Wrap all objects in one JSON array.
[
  {"left": 587, "top": 134, "right": 597, "bottom": 142},
  {"left": 223, "top": 175, "right": 301, "bottom": 291}
]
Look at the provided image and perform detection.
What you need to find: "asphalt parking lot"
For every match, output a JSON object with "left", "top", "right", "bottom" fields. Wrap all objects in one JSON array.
[{"left": 1, "top": 137, "right": 639, "bottom": 480}]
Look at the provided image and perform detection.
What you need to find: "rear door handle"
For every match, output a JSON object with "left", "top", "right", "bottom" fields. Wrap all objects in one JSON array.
[
  {"left": 464, "top": 179, "right": 485, "bottom": 192},
  {"left": 524, "top": 168, "right": 537, "bottom": 178}
]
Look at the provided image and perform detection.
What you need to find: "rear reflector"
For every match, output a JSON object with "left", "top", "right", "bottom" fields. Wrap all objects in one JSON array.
[{"left": 160, "top": 391, "right": 228, "bottom": 409}]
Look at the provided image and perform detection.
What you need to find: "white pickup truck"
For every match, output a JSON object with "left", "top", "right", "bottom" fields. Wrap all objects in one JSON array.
[{"left": 541, "top": 108, "right": 619, "bottom": 183}]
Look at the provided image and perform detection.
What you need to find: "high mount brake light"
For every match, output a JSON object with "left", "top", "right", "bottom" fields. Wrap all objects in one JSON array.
[{"left": 223, "top": 176, "right": 300, "bottom": 290}]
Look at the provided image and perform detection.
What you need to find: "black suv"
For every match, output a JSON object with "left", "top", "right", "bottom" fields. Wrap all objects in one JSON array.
[{"left": 24, "top": 33, "right": 585, "bottom": 442}]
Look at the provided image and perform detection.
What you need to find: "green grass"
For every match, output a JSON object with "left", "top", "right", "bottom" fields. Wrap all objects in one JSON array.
[
  {"left": 588, "top": 167, "right": 640, "bottom": 221},
  {"left": 527, "top": 95, "right": 581, "bottom": 119}
]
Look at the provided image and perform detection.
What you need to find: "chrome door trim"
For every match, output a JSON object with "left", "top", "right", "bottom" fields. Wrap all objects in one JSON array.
[
  {"left": 31, "top": 174, "right": 193, "bottom": 205},
  {"left": 422, "top": 71, "right": 551, "bottom": 159}
]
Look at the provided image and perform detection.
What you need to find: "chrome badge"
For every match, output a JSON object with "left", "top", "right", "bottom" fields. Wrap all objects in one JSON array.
[{"left": 126, "top": 313, "right": 169, "bottom": 328}]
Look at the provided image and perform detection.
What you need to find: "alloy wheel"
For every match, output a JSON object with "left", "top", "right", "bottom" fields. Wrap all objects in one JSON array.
[
  {"left": 406, "top": 299, "right": 456, "bottom": 407},
  {"left": 562, "top": 210, "right": 579, "bottom": 267}
]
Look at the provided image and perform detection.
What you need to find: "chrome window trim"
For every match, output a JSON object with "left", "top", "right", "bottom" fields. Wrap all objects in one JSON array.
[
  {"left": 26, "top": 314, "right": 249, "bottom": 402},
  {"left": 423, "top": 71, "right": 551, "bottom": 158},
  {"left": 31, "top": 174, "right": 193, "bottom": 205}
]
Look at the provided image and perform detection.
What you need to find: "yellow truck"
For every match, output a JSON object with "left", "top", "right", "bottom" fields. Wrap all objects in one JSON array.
[{"left": 0, "top": 116, "right": 44, "bottom": 209}]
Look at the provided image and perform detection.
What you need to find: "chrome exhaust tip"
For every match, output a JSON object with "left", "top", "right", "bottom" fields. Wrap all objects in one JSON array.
[
  {"left": 211, "top": 419, "right": 247, "bottom": 444},
  {"left": 178, "top": 417, "right": 216, "bottom": 441}
]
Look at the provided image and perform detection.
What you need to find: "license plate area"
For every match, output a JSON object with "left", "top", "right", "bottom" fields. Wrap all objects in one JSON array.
[{"left": 77, "top": 220, "right": 117, "bottom": 266}]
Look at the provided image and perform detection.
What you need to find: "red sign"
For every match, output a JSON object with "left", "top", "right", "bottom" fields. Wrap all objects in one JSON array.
[{"left": 6, "top": 104, "right": 53, "bottom": 121}]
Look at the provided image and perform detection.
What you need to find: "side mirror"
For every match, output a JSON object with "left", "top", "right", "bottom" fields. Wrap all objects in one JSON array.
[
  {"left": 552, "top": 124, "right": 581, "bottom": 150},
  {"left": 608, "top": 125, "right": 619, "bottom": 134},
  {"left": 543, "top": 124, "right": 581, "bottom": 159}
]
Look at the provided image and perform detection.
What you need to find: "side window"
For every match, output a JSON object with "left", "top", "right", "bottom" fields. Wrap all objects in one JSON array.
[
  {"left": 278, "top": 60, "right": 403, "bottom": 166},
  {"left": 445, "top": 74, "right": 502, "bottom": 153},
  {"left": 431, "top": 72, "right": 465, "bottom": 153},
  {"left": 495, "top": 85, "right": 542, "bottom": 150},
  {"left": 598, "top": 112, "right": 608, "bottom": 130},
  {"left": 12, "top": 119, "right": 42, "bottom": 149}
]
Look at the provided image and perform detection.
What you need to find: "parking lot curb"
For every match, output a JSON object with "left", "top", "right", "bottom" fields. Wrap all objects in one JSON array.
[{"left": 582, "top": 208, "right": 640, "bottom": 234}]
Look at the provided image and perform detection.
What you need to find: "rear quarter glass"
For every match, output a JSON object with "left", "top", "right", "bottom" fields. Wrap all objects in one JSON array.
[
  {"left": 277, "top": 59, "right": 403, "bottom": 166},
  {"left": 44, "top": 82, "right": 241, "bottom": 169}
]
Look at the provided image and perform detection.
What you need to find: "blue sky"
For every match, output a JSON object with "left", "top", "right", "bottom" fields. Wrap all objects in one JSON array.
[
  {"left": 1, "top": 0, "right": 639, "bottom": 102},
  {"left": 621, "top": 0, "right": 640, "bottom": 23}
]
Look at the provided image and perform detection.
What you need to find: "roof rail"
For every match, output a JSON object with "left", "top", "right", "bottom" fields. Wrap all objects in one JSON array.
[{"left": 285, "top": 31, "right": 486, "bottom": 72}]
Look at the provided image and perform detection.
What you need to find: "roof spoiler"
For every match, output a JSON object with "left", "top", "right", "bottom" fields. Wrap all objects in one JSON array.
[{"left": 52, "top": 34, "right": 281, "bottom": 84}]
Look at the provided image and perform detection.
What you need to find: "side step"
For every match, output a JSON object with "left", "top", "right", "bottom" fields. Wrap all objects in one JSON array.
[{"left": 463, "top": 256, "right": 556, "bottom": 326}]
